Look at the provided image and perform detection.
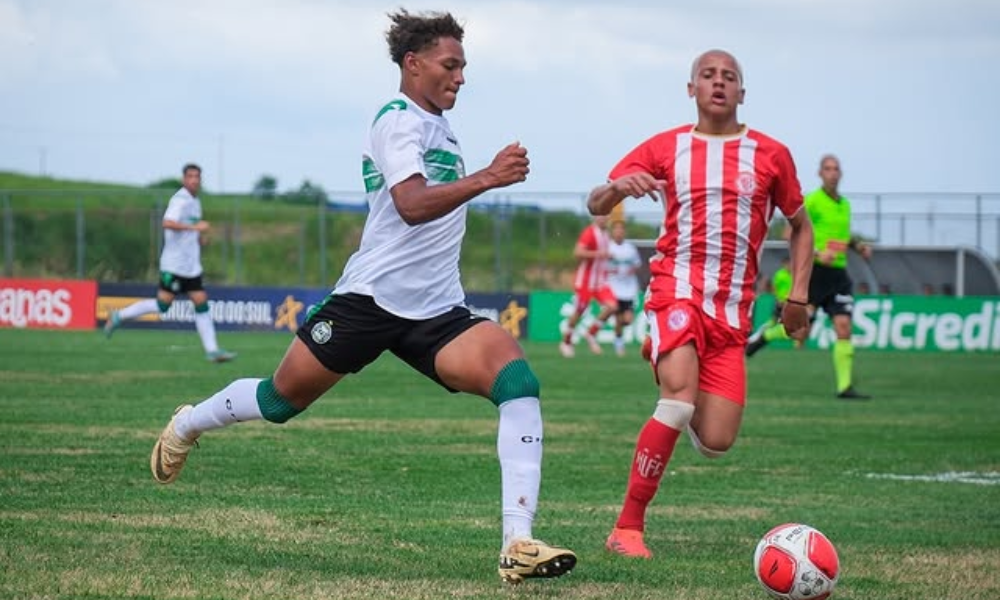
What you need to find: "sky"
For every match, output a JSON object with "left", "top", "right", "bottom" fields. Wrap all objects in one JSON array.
[{"left": 2, "top": 0, "right": 999, "bottom": 200}]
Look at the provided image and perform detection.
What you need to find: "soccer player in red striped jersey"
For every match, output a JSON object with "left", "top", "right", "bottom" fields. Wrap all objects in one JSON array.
[
  {"left": 587, "top": 49, "right": 815, "bottom": 559},
  {"left": 559, "top": 215, "right": 619, "bottom": 357}
]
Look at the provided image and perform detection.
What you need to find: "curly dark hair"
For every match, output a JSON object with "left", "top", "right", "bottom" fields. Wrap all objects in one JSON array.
[{"left": 385, "top": 9, "right": 464, "bottom": 65}]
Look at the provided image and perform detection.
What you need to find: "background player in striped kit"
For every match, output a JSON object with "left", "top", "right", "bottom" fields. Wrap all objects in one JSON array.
[
  {"left": 587, "top": 49, "right": 815, "bottom": 558},
  {"left": 607, "top": 220, "right": 643, "bottom": 357},
  {"left": 559, "top": 214, "right": 618, "bottom": 357},
  {"left": 147, "top": 9, "right": 575, "bottom": 584}
]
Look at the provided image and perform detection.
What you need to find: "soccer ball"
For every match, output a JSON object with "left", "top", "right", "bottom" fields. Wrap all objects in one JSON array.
[{"left": 753, "top": 523, "right": 840, "bottom": 599}]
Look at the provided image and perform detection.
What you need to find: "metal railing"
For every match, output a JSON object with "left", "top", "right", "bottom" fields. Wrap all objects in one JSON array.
[{"left": 2, "top": 189, "right": 998, "bottom": 291}]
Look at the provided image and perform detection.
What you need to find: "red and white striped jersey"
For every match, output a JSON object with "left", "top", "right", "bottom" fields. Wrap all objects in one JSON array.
[
  {"left": 608, "top": 124, "right": 804, "bottom": 333},
  {"left": 573, "top": 223, "right": 610, "bottom": 292}
]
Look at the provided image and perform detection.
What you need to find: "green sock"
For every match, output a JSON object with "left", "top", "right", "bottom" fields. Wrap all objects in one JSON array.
[
  {"left": 833, "top": 339, "right": 854, "bottom": 392},
  {"left": 763, "top": 321, "right": 790, "bottom": 342}
]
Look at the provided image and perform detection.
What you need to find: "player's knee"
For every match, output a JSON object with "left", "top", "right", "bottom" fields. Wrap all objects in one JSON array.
[
  {"left": 194, "top": 302, "right": 210, "bottom": 314},
  {"left": 489, "top": 359, "right": 539, "bottom": 407},
  {"left": 256, "top": 377, "right": 303, "bottom": 424},
  {"left": 652, "top": 399, "right": 695, "bottom": 430},
  {"left": 687, "top": 425, "right": 730, "bottom": 458},
  {"left": 157, "top": 299, "right": 172, "bottom": 313}
]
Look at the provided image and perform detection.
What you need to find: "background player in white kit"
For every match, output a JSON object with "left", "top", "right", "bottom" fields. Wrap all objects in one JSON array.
[
  {"left": 607, "top": 220, "right": 643, "bottom": 357},
  {"left": 104, "top": 163, "right": 236, "bottom": 363},
  {"left": 146, "top": 9, "right": 575, "bottom": 585}
]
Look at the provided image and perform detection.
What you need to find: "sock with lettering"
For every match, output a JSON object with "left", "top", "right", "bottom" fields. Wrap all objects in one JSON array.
[
  {"left": 497, "top": 397, "right": 542, "bottom": 549},
  {"left": 174, "top": 378, "right": 264, "bottom": 441},
  {"left": 615, "top": 399, "right": 694, "bottom": 531}
]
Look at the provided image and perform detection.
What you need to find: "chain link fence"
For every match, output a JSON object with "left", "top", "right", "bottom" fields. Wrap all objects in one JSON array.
[{"left": 2, "top": 189, "right": 998, "bottom": 292}]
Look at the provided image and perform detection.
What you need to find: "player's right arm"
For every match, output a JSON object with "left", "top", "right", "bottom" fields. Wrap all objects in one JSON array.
[
  {"left": 162, "top": 197, "right": 209, "bottom": 232},
  {"left": 163, "top": 219, "right": 209, "bottom": 232},
  {"left": 391, "top": 142, "right": 528, "bottom": 225},
  {"left": 589, "top": 135, "right": 668, "bottom": 216},
  {"left": 588, "top": 173, "right": 665, "bottom": 216}
]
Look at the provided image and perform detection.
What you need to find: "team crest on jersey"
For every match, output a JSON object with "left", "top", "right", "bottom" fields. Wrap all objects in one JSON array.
[
  {"left": 667, "top": 308, "right": 689, "bottom": 331},
  {"left": 736, "top": 171, "right": 756, "bottom": 196},
  {"left": 311, "top": 321, "right": 332, "bottom": 344}
]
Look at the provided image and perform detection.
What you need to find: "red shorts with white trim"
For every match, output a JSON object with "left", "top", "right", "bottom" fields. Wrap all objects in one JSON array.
[
  {"left": 572, "top": 286, "right": 618, "bottom": 313},
  {"left": 645, "top": 299, "right": 747, "bottom": 405}
]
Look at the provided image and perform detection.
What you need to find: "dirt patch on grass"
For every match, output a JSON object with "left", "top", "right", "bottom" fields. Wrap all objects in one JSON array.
[
  {"left": 18, "top": 423, "right": 156, "bottom": 440},
  {"left": 850, "top": 548, "right": 1000, "bottom": 596},
  {"left": 2, "top": 508, "right": 360, "bottom": 546}
]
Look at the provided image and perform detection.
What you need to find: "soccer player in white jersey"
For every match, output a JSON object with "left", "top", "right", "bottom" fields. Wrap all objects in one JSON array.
[
  {"left": 148, "top": 10, "right": 575, "bottom": 584},
  {"left": 104, "top": 163, "right": 236, "bottom": 363},
  {"left": 587, "top": 49, "right": 815, "bottom": 558},
  {"left": 607, "top": 220, "right": 643, "bottom": 357}
]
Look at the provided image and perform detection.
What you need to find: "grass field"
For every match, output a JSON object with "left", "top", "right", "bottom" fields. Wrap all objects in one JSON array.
[{"left": 2, "top": 328, "right": 998, "bottom": 600}]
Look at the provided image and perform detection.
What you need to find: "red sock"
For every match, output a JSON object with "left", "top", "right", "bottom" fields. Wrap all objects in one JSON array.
[
  {"left": 562, "top": 331, "right": 572, "bottom": 344},
  {"left": 587, "top": 322, "right": 601, "bottom": 336},
  {"left": 616, "top": 417, "right": 682, "bottom": 531}
]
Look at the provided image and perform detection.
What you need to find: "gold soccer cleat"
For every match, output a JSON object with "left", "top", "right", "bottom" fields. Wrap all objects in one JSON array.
[
  {"left": 498, "top": 538, "right": 577, "bottom": 584},
  {"left": 150, "top": 405, "right": 198, "bottom": 484}
]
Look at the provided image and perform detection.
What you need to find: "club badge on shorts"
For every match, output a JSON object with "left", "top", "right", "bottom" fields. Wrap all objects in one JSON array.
[
  {"left": 667, "top": 308, "right": 689, "bottom": 331},
  {"left": 311, "top": 321, "right": 332, "bottom": 344}
]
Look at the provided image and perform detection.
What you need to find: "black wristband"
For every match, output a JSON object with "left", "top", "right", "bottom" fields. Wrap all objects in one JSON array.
[{"left": 786, "top": 298, "right": 808, "bottom": 306}]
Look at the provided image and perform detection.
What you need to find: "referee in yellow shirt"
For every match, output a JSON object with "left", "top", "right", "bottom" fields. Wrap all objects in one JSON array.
[{"left": 805, "top": 155, "right": 872, "bottom": 400}]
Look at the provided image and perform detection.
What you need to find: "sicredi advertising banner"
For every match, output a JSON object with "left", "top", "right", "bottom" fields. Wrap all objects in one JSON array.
[
  {"left": 534, "top": 290, "right": 999, "bottom": 351},
  {"left": 755, "top": 295, "right": 1000, "bottom": 352},
  {"left": 527, "top": 290, "right": 646, "bottom": 344},
  {"left": 0, "top": 278, "right": 97, "bottom": 330},
  {"left": 809, "top": 296, "right": 1000, "bottom": 352}
]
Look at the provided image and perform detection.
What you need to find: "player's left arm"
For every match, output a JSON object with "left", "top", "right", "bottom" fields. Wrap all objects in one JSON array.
[
  {"left": 849, "top": 234, "right": 873, "bottom": 259},
  {"left": 772, "top": 146, "right": 813, "bottom": 340},
  {"left": 781, "top": 208, "right": 814, "bottom": 340}
]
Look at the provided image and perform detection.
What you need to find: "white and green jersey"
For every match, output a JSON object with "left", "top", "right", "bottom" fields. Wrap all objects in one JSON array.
[
  {"left": 159, "top": 187, "right": 203, "bottom": 278},
  {"left": 333, "top": 94, "right": 467, "bottom": 319},
  {"left": 608, "top": 239, "right": 642, "bottom": 301}
]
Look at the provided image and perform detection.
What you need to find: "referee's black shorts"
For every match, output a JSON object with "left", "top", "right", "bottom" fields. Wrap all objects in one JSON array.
[{"left": 808, "top": 264, "right": 855, "bottom": 317}]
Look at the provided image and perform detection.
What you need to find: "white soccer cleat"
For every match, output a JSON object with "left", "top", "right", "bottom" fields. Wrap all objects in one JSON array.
[
  {"left": 584, "top": 333, "right": 602, "bottom": 355},
  {"left": 558, "top": 341, "right": 575, "bottom": 358}
]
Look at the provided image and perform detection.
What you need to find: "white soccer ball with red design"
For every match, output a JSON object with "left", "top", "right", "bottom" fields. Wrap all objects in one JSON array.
[{"left": 753, "top": 523, "right": 840, "bottom": 600}]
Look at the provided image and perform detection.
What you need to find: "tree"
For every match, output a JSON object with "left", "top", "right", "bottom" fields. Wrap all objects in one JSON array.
[
  {"left": 283, "top": 179, "right": 328, "bottom": 205},
  {"left": 147, "top": 177, "right": 182, "bottom": 190},
  {"left": 252, "top": 175, "right": 278, "bottom": 200}
]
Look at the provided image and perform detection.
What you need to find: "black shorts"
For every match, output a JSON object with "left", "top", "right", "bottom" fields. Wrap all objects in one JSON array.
[
  {"left": 616, "top": 299, "right": 635, "bottom": 315},
  {"left": 158, "top": 272, "right": 204, "bottom": 295},
  {"left": 297, "top": 293, "right": 490, "bottom": 390},
  {"left": 808, "top": 264, "right": 855, "bottom": 317}
]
